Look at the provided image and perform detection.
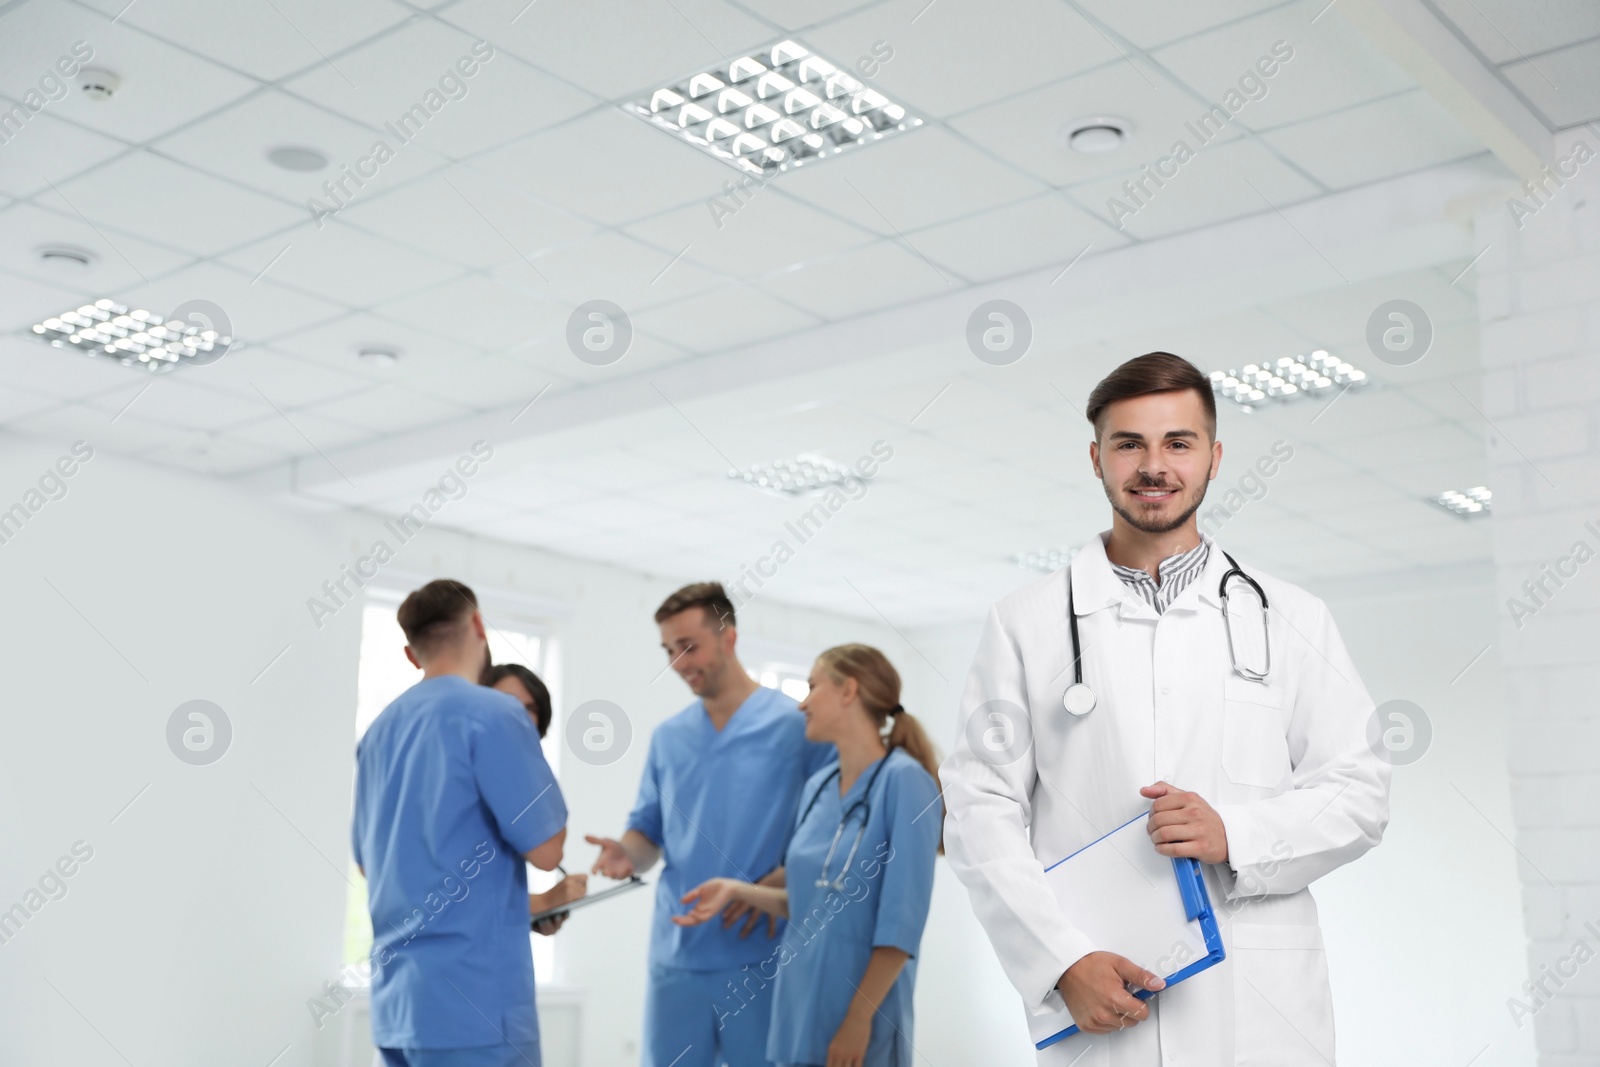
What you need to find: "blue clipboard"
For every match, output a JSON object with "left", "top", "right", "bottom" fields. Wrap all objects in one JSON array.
[{"left": 1032, "top": 811, "right": 1226, "bottom": 1050}]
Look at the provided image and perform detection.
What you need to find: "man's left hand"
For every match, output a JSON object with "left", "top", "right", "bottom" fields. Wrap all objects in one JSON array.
[{"left": 1141, "top": 782, "right": 1228, "bottom": 864}]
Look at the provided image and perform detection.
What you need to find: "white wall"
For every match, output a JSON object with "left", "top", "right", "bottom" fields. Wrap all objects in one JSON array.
[
  {"left": 0, "top": 435, "right": 362, "bottom": 1067},
  {"left": 1312, "top": 566, "right": 1535, "bottom": 1067}
]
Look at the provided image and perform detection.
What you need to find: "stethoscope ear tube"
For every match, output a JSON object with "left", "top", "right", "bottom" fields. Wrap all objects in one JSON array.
[
  {"left": 1219, "top": 551, "right": 1271, "bottom": 682},
  {"left": 1061, "top": 550, "right": 1271, "bottom": 716}
]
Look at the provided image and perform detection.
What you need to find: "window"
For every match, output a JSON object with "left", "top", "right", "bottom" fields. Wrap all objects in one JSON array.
[
  {"left": 345, "top": 589, "right": 564, "bottom": 983},
  {"left": 755, "top": 662, "right": 811, "bottom": 702}
]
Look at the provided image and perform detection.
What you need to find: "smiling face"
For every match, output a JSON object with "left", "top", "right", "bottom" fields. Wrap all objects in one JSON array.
[
  {"left": 658, "top": 606, "right": 736, "bottom": 699},
  {"left": 797, "top": 659, "right": 857, "bottom": 744},
  {"left": 1090, "top": 389, "right": 1222, "bottom": 536}
]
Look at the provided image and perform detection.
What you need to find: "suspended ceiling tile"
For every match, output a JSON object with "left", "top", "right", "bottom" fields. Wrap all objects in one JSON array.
[
  {"left": 73, "top": 0, "right": 414, "bottom": 82},
  {"left": 754, "top": 238, "right": 956, "bottom": 319},
  {"left": 153, "top": 89, "right": 449, "bottom": 206},
  {"left": 1501, "top": 39, "right": 1600, "bottom": 129},
  {"left": 774, "top": 125, "right": 1045, "bottom": 236},
  {"left": 1428, "top": 0, "right": 1600, "bottom": 66},
  {"left": 625, "top": 189, "right": 878, "bottom": 281},
  {"left": 908, "top": 193, "right": 1129, "bottom": 284},
  {"left": 468, "top": 108, "right": 733, "bottom": 227},
  {"left": 370, "top": 274, "right": 569, "bottom": 352},
  {"left": 222, "top": 220, "right": 467, "bottom": 309},
  {"left": 0, "top": 4, "right": 256, "bottom": 142},
  {"left": 948, "top": 57, "right": 1245, "bottom": 189},
  {"left": 803, "top": 0, "right": 1125, "bottom": 117},
  {"left": 49, "top": 151, "right": 307, "bottom": 258},
  {"left": 1152, "top": 1, "right": 1413, "bottom": 133},
  {"left": 0, "top": 106, "right": 128, "bottom": 200},
  {"left": 284, "top": 19, "right": 598, "bottom": 159},
  {"left": 1062, "top": 136, "right": 1323, "bottom": 241},
  {"left": 1074, "top": 0, "right": 1291, "bottom": 51},
  {"left": 0, "top": 201, "right": 196, "bottom": 295},
  {"left": 442, "top": 0, "right": 775, "bottom": 102},
  {"left": 339, "top": 166, "right": 599, "bottom": 272},
  {"left": 1260, "top": 90, "right": 1487, "bottom": 190},
  {"left": 629, "top": 283, "right": 820, "bottom": 353}
]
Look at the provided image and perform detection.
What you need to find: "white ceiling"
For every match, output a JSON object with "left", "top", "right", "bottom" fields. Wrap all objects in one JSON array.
[
  {"left": 0, "top": 0, "right": 1546, "bottom": 623},
  {"left": 1427, "top": 0, "right": 1600, "bottom": 130}
]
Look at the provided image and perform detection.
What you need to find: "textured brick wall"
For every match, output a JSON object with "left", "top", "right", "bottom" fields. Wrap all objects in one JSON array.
[{"left": 1476, "top": 139, "right": 1600, "bottom": 1066}]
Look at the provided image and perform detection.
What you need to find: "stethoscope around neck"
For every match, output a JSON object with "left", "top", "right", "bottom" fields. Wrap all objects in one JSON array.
[
  {"left": 1061, "top": 550, "right": 1271, "bottom": 717},
  {"left": 791, "top": 754, "right": 891, "bottom": 891}
]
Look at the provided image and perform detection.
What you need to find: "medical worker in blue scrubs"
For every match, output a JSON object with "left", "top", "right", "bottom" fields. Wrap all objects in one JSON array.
[
  {"left": 353, "top": 580, "right": 586, "bottom": 1067},
  {"left": 674, "top": 644, "right": 943, "bottom": 1067},
  {"left": 585, "top": 582, "right": 834, "bottom": 1067}
]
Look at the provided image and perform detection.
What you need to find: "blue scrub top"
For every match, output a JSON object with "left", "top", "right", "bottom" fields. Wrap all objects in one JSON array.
[
  {"left": 352, "top": 675, "right": 568, "bottom": 1049},
  {"left": 626, "top": 685, "right": 833, "bottom": 971},
  {"left": 767, "top": 748, "right": 941, "bottom": 1067}
]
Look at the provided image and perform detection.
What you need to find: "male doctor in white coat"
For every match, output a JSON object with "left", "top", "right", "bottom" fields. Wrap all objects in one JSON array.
[{"left": 942, "top": 352, "right": 1391, "bottom": 1066}]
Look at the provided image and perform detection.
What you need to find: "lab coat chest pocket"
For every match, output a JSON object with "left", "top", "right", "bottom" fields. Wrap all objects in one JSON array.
[{"left": 1221, "top": 676, "right": 1290, "bottom": 789}]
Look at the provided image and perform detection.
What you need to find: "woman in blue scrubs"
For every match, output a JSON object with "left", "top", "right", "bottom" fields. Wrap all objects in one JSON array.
[
  {"left": 674, "top": 643, "right": 942, "bottom": 1067},
  {"left": 482, "top": 662, "right": 575, "bottom": 934}
]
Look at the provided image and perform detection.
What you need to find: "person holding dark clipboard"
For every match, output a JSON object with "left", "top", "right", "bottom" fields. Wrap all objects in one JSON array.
[
  {"left": 940, "top": 354, "right": 1391, "bottom": 1065},
  {"left": 478, "top": 660, "right": 596, "bottom": 936},
  {"left": 353, "top": 581, "right": 586, "bottom": 1067}
]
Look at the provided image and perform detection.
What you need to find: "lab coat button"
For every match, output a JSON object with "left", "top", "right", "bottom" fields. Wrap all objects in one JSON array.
[{"left": 1161, "top": 686, "right": 1171, "bottom": 695}]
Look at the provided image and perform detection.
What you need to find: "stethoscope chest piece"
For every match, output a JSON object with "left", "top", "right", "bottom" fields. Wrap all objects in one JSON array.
[{"left": 1061, "top": 683, "right": 1096, "bottom": 716}]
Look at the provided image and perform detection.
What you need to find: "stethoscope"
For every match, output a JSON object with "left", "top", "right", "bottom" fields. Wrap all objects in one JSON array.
[
  {"left": 1061, "top": 550, "right": 1270, "bottom": 716},
  {"left": 792, "top": 754, "right": 891, "bottom": 891}
]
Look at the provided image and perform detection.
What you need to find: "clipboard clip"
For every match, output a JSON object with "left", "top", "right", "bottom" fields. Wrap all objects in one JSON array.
[
  {"left": 530, "top": 874, "right": 646, "bottom": 928},
  {"left": 1172, "top": 857, "right": 1207, "bottom": 921}
]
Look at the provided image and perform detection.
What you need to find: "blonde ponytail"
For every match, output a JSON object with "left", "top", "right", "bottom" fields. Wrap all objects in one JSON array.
[
  {"left": 886, "top": 709, "right": 941, "bottom": 791},
  {"left": 817, "top": 643, "right": 944, "bottom": 851}
]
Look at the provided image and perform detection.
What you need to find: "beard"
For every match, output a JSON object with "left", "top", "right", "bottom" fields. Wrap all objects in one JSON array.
[{"left": 1102, "top": 474, "right": 1208, "bottom": 534}]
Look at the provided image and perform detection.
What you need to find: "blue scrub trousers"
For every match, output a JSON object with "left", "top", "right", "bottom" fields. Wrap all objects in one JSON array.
[
  {"left": 378, "top": 1041, "right": 539, "bottom": 1067},
  {"left": 645, "top": 963, "right": 773, "bottom": 1067}
]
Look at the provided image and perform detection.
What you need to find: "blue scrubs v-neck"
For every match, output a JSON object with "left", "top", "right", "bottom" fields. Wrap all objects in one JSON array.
[{"left": 625, "top": 685, "right": 834, "bottom": 972}]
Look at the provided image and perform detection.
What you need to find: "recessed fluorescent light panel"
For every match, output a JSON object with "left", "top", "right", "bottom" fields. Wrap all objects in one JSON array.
[
  {"left": 730, "top": 454, "right": 856, "bottom": 497},
  {"left": 624, "top": 39, "right": 920, "bottom": 177},
  {"left": 30, "top": 299, "right": 231, "bottom": 374},
  {"left": 1431, "top": 486, "right": 1491, "bottom": 517},
  {"left": 1210, "top": 350, "right": 1368, "bottom": 412},
  {"left": 1015, "top": 547, "right": 1079, "bottom": 573}
]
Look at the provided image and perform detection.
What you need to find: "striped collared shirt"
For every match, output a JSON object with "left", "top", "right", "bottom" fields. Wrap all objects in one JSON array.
[{"left": 1109, "top": 539, "right": 1211, "bottom": 615}]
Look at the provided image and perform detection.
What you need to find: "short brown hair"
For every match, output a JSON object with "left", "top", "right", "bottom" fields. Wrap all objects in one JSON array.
[
  {"left": 1085, "top": 352, "right": 1216, "bottom": 437},
  {"left": 397, "top": 579, "right": 478, "bottom": 658},
  {"left": 654, "top": 581, "right": 735, "bottom": 632}
]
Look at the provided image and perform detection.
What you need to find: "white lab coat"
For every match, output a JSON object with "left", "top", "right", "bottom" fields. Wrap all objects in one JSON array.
[{"left": 941, "top": 533, "right": 1390, "bottom": 1067}]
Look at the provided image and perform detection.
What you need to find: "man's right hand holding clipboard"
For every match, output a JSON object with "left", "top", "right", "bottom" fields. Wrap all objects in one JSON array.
[{"left": 529, "top": 871, "right": 588, "bottom": 935}]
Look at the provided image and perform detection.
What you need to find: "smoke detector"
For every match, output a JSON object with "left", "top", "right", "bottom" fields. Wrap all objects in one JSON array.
[
  {"left": 36, "top": 244, "right": 99, "bottom": 272},
  {"left": 1061, "top": 116, "right": 1131, "bottom": 154},
  {"left": 78, "top": 68, "right": 121, "bottom": 101},
  {"left": 267, "top": 145, "right": 328, "bottom": 172},
  {"left": 356, "top": 345, "right": 400, "bottom": 368}
]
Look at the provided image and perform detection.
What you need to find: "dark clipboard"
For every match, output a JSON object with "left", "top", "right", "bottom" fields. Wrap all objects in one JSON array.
[{"left": 529, "top": 876, "right": 648, "bottom": 927}]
